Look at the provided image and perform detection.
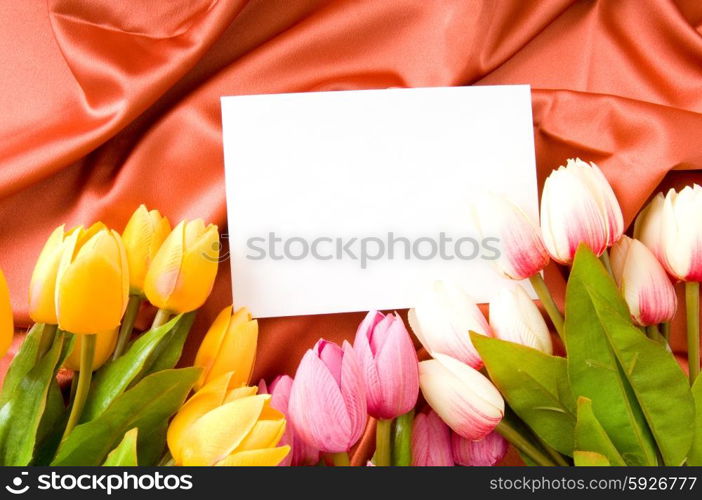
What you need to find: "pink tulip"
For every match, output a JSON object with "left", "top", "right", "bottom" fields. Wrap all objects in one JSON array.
[
  {"left": 411, "top": 410, "right": 454, "bottom": 466},
  {"left": 451, "top": 430, "right": 508, "bottom": 466},
  {"left": 540, "top": 158, "right": 623, "bottom": 264},
  {"left": 259, "top": 376, "right": 320, "bottom": 466},
  {"left": 610, "top": 236, "right": 677, "bottom": 326},
  {"left": 408, "top": 281, "right": 493, "bottom": 369},
  {"left": 472, "top": 193, "right": 549, "bottom": 280},
  {"left": 353, "top": 311, "right": 419, "bottom": 420},
  {"left": 289, "top": 339, "right": 367, "bottom": 453},
  {"left": 419, "top": 354, "right": 504, "bottom": 440}
]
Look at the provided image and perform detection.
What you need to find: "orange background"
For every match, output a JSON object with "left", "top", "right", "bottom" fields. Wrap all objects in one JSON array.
[{"left": 1, "top": 0, "right": 701, "bottom": 465}]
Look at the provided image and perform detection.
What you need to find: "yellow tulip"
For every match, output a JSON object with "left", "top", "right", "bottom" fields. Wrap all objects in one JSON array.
[
  {"left": 55, "top": 223, "right": 129, "bottom": 334},
  {"left": 0, "top": 268, "right": 13, "bottom": 358},
  {"left": 121, "top": 205, "right": 171, "bottom": 294},
  {"left": 64, "top": 328, "right": 118, "bottom": 371},
  {"left": 29, "top": 225, "right": 77, "bottom": 324},
  {"left": 193, "top": 306, "right": 257, "bottom": 390},
  {"left": 167, "top": 372, "right": 289, "bottom": 466},
  {"left": 143, "top": 219, "right": 219, "bottom": 313}
]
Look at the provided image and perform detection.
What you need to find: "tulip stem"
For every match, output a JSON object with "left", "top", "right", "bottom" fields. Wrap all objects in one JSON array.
[
  {"left": 151, "top": 308, "right": 172, "bottom": 330},
  {"left": 528, "top": 273, "right": 565, "bottom": 341},
  {"left": 112, "top": 295, "right": 142, "bottom": 360},
  {"left": 661, "top": 322, "right": 671, "bottom": 342},
  {"left": 392, "top": 410, "right": 414, "bottom": 466},
  {"left": 685, "top": 282, "right": 700, "bottom": 385},
  {"left": 375, "top": 419, "right": 392, "bottom": 466},
  {"left": 331, "top": 452, "right": 350, "bottom": 466},
  {"left": 61, "top": 334, "right": 96, "bottom": 442},
  {"left": 599, "top": 249, "right": 613, "bottom": 276},
  {"left": 646, "top": 324, "right": 661, "bottom": 340},
  {"left": 36, "top": 323, "right": 58, "bottom": 361},
  {"left": 496, "top": 420, "right": 556, "bottom": 466}
]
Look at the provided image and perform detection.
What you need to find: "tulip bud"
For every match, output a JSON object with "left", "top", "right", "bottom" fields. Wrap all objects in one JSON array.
[
  {"left": 489, "top": 285, "right": 552, "bottom": 354},
  {"left": 0, "top": 268, "right": 13, "bottom": 358},
  {"left": 411, "top": 410, "right": 454, "bottom": 466},
  {"left": 121, "top": 205, "right": 171, "bottom": 294},
  {"left": 419, "top": 354, "right": 504, "bottom": 440},
  {"left": 29, "top": 225, "right": 76, "bottom": 324},
  {"left": 193, "top": 306, "right": 257, "bottom": 390},
  {"left": 408, "top": 281, "right": 492, "bottom": 369},
  {"left": 633, "top": 193, "right": 665, "bottom": 262},
  {"left": 353, "top": 311, "right": 419, "bottom": 419},
  {"left": 659, "top": 186, "right": 702, "bottom": 281},
  {"left": 260, "top": 375, "right": 320, "bottom": 466},
  {"left": 168, "top": 371, "right": 289, "bottom": 466},
  {"left": 540, "top": 158, "right": 623, "bottom": 264},
  {"left": 289, "top": 339, "right": 367, "bottom": 453},
  {"left": 472, "top": 193, "right": 549, "bottom": 279},
  {"left": 55, "top": 223, "right": 129, "bottom": 334},
  {"left": 610, "top": 236, "right": 677, "bottom": 326},
  {"left": 143, "top": 219, "right": 219, "bottom": 313},
  {"left": 64, "top": 328, "right": 118, "bottom": 371},
  {"left": 451, "top": 430, "right": 508, "bottom": 466}
]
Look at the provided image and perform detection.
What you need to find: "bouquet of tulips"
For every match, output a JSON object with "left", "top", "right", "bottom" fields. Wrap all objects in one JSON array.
[{"left": 0, "top": 206, "right": 291, "bottom": 466}]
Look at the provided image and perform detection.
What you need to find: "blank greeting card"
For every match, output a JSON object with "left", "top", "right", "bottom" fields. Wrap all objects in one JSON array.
[{"left": 221, "top": 86, "right": 538, "bottom": 317}]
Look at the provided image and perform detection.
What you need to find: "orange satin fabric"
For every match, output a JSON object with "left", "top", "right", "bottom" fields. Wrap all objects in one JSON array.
[{"left": 1, "top": 0, "right": 702, "bottom": 465}]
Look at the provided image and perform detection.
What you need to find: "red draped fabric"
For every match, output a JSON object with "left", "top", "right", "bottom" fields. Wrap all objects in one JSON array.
[{"left": 1, "top": 0, "right": 701, "bottom": 465}]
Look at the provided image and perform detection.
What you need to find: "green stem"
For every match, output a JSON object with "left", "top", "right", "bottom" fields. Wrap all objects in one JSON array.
[
  {"left": 599, "top": 249, "right": 613, "bottom": 277},
  {"left": 151, "top": 308, "right": 172, "bottom": 330},
  {"left": 112, "top": 295, "right": 142, "bottom": 360},
  {"left": 685, "top": 282, "right": 700, "bottom": 385},
  {"left": 661, "top": 322, "right": 671, "bottom": 342},
  {"left": 537, "top": 436, "right": 569, "bottom": 466},
  {"left": 158, "top": 451, "right": 174, "bottom": 466},
  {"left": 646, "top": 324, "right": 661, "bottom": 340},
  {"left": 36, "top": 323, "right": 58, "bottom": 361},
  {"left": 529, "top": 273, "right": 565, "bottom": 341},
  {"left": 331, "top": 452, "right": 350, "bottom": 466},
  {"left": 68, "top": 373, "right": 79, "bottom": 405},
  {"left": 392, "top": 410, "right": 414, "bottom": 466},
  {"left": 61, "top": 334, "right": 96, "bottom": 441},
  {"left": 496, "top": 420, "right": 556, "bottom": 466},
  {"left": 375, "top": 419, "right": 392, "bottom": 466}
]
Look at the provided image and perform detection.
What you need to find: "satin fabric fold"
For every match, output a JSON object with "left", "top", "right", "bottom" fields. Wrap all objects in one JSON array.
[{"left": 2, "top": 0, "right": 702, "bottom": 465}]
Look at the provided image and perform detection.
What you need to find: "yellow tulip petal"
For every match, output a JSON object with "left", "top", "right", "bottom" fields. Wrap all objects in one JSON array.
[
  {"left": 143, "top": 221, "right": 185, "bottom": 310},
  {"left": 179, "top": 395, "right": 267, "bottom": 466},
  {"left": 56, "top": 254, "right": 126, "bottom": 334},
  {"left": 0, "top": 269, "right": 13, "bottom": 358},
  {"left": 64, "top": 328, "right": 117, "bottom": 371},
  {"left": 223, "top": 385, "right": 258, "bottom": 403},
  {"left": 167, "top": 371, "right": 235, "bottom": 463},
  {"left": 215, "top": 446, "right": 290, "bottom": 467},
  {"left": 193, "top": 306, "right": 233, "bottom": 389},
  {"left": 208, "top": 319, "right": 258, "bottom": 388},
  {"left": 122, "top": 206, "right": 171, "bottom": 292},
  {"left": 28, "top": 225, "right": 65, "bottom": 324},
  {"left": 236, "top": 419, "right": 286, "bottom": 452}
]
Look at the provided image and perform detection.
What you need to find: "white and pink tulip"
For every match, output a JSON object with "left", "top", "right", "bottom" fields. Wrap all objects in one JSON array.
[
  {"left": 418, "top": 354, "right": 504, "bottom": 440},
  {"left": 489, "top": 284, "right": 552, "bottom": 354},
  {"left": 540, "top": 158, "right": 623, "bottom": 264},
  {"left": 408, "top": 281, "right": 493, "bottom": 370}
]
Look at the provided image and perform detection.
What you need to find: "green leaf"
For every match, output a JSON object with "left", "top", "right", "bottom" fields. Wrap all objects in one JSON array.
[
  {"left": 33, "top": 381, "right": 66, "bottom": 465},
  {"left": 471, "top": 333, "right": 576, "bottom": 455},
  {"left": 138, "top": 421, "right": 168, "bottom": 466},
  {"left": 566, "top": 246, "right": 694, "bottom": 466},
  {"left": 688, "top": 377, "right": 702, "bottom": 465},
  {"left": 574, "top": 397, "right": 625, "bottom": 466},
  {"left": 391, "top": 410, "right": 413, "bottom": 466},
  {"left": 0, "top": 323, "right": 45, "bottom": 403},
  {"left": 103, "top": 428, "right": 138, "bottom": 466},
  {"left": 52, "top": 367, "right": 200, "bottom": 466},
  {"left": 574, "top": 450, "right": 610, "bottom": 466},
  {"left": 81, "top": 315, "right": 184, "bottom": 421},
  {"left": 147, "top": 311, "right": 196, "bottom": 373},
  {"left": 0, "top": 331, "right": 73, "bottom": 465}
]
